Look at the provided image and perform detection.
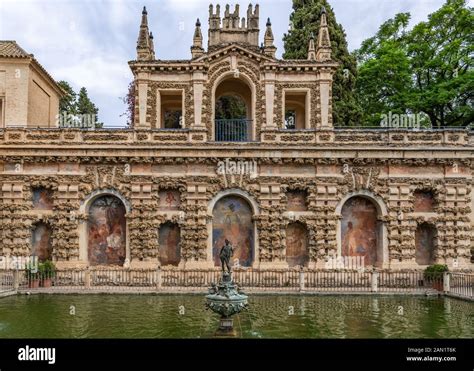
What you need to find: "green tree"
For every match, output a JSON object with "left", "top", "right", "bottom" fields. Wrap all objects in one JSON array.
[
  {"left": 57, "top": 82, "right": 103, "bottom": 128},
  {"left": 215, "top": 95, "right": 247, "bottom": 120},
  {"left": 355, "top": 13, "right": 412, "bottom": 126},
  {"left": 58, "top": 80, "right": 76, "bottom": 115},
  {"left": 356, "top": 0, "right": 473, "bottom": 127},
  {"left": 283, "top": 0, "right": 362, "bottom": 126},
  {"left": 76, "top": 87, "right": 103, "bottom": 128},
  {"left": 407, "top": 0, "right": 473, "bottom": 127}
]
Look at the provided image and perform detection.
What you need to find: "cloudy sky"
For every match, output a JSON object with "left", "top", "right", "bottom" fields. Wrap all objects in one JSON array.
[{"left": 0, "top": 0, "right": 466, "bottom": 126}]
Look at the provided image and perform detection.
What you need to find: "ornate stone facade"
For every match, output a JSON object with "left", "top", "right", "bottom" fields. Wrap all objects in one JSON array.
[{"left": 0, "top": 4, "right": 472, "bottom": 271}]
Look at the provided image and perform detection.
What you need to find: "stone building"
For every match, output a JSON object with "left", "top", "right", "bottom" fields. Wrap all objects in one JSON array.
[
  {"left": 0, "top": 41, "right": 63, "bottom": 128},
  {"left": 0, "top": 4, "right": 472, "bottom": 271}
]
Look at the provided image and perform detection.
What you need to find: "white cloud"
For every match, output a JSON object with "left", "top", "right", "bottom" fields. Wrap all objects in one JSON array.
[{"left": 53, "top": 56, "right": 132, "bottom": 96}]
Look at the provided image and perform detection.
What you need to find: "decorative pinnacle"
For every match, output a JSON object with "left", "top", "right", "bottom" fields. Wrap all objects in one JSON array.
[
  {"left": 149, "top": 32, "right": 153, "bottom": 39},
  {"left": 266, "top": 17, "right": 271, "bottom": 27},
  {"left": 142, "top": 6, "right": 147, "bottom": 14},
  {"left": 196, "top": 18, "right": 201, "bottom": 27},
  {"left": 310, "top": 32, "right": 315, "bottom": 39},
  {"left": 321, "top": 6, "right": 326, "bottom": 14}
]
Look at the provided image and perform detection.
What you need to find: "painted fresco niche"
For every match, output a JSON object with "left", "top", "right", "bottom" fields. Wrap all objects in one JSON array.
[
  {"left": 415, "top": 223, "right": 437, "bottom": 265},
  {"left": 158, "top": 222, "right": 181, "bottom": 266},
  {"left": 414, "top": 190, "right": 435, "bottom": 212},
  {"left": 87, "top": 195, "right": 126, "bottom": 266},
  {"left": 286, "top": 222, "right": 309, "bottom": 267},
  {"left": 341, "top": 196, "right": 379, "bottom": 266},
  {"left": 286, "top": 190, "right": 308, "bottom": 211},
  {"left": 31, "top": 222, "right": 53, "bottom": 262},
  {"left": 32, "top": 187, "right": 54, "bottom": 210},
  {"left": 158, "top": 190, "right": 181, "bottom": 210},
  {"left": 213, "top": 195, "right": 254, "bottom": 268}
]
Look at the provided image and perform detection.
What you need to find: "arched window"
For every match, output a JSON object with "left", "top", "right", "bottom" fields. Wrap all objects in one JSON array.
[
  {"left": 87, "top": 195, "right": 126, "bottom": 266},
  {"left": 31, "top": 222, "right": 53, "bottom": 262},
  {"left": 212, "top": 195, "right": 254, "bottom": 267},
  {"left": 286, "top": 222, "right": 309, "bottom": 267},
  {"left": 341, "top": 196, "right": 381, "bottom": 267},
  {"left": 159, "top": 222, "right": 181, "bottom": 266},
  {"left": 214, "top": 76, "right": 252, "bottom": 142},
  {"left": 415, "top": 223, "right": 437, "bottom": 265}
]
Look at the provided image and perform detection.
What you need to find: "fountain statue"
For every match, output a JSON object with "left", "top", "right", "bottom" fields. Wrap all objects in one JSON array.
[{"left": 205, "top": 239, "right": 248, "bottom": 336}]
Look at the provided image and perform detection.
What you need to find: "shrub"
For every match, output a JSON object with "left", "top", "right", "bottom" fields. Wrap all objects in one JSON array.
[{"left": 424, "top": 264, "right": 448, "bottom": 281}]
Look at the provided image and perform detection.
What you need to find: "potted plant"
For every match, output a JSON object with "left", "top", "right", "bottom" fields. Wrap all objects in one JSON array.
[
  {"left": 39, "top": 260, "right": 56, "bottom": 288},
  {"left": 25, "top": 262, "right": 40, "bottom": 289},
  {"left": 424, "top": 264, "right": 448, "bottom": 291}
]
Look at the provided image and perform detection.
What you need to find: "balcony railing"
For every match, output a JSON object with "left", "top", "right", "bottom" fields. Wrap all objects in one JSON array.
[{"left": 215, "top": 119, "right": 251, "bottom": 142}]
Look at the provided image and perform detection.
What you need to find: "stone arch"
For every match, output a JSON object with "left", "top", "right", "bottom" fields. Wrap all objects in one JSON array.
[
  {"left": 415, "top": 222, "right": 437, "bottom": 265},
  {"left": 78, "top": 189, "right": 130, "bottom": 266},
  {"left": 158, "top": 221, "right": 181, "bottom": 267},
  {"left": 336, "top": 191, "right": 388, "bottom": 268},
  {"left": 31, "top": 222, "right": 53, "bottom": 262},
  {"left": 285, "top": 221, "right": 309, "bottom": 268},
  {"left": 211, "top": 70, "right": 256, "bottom": 141},
  {"left": 207, "top": 189, "right": 259, "bottom": 268}
]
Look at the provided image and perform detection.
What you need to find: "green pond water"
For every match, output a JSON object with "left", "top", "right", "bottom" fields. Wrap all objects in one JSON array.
[{"left": 0, "top": 294, "right": 472, "bottom": 338}]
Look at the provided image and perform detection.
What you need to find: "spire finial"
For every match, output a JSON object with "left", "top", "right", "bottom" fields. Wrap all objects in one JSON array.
[
  {"left": 137, "top": 6, "right": 152, "bottom": 61},
  {"left": 307, "top": 33, "right": 316, "bottom": 61},
  {"left": 316, "top": 6, "right": 332, "bottom": 61},
  {"left": 191, "top": 16, "right": 204, "bottom": 58},
  {"left": 263, "top": 16, "right": 276, "bottom": 58}
]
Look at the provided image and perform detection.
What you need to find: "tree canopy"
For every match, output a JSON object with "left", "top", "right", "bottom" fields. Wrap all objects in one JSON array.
[
  {"left": 355, "top": 0, "right": 473, "bottom": 127},
  {"left": 58, "top": 82, "right": 103, "bottom": 128},
  {"left": 283, "top": 0, "right": 362, "bottom": 126}
]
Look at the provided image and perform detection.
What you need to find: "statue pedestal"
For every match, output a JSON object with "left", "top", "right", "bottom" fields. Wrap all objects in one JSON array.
[
  {"left": 205, "top": 271, "right": 248, "bottom": 338},
  {"left": 215, "top": 317, "right": 237, "bottom": 337}
]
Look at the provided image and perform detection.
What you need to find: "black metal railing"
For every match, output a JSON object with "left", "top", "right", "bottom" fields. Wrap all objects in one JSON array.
[{"left": 215, "top": 119, "right": 251, "bottom": 142}]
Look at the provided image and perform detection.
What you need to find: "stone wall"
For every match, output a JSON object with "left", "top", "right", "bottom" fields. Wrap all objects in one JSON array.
[{"left": 0, "top": 144, "right": 472, "bottom": 271}]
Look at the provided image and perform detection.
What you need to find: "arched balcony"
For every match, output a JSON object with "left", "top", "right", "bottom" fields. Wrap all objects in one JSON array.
[{"left": 213, "top": 74, "right": 254, "bottom": 142}]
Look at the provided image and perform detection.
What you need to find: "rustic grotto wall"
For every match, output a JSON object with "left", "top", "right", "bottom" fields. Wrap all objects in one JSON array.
[{"left": 0, "top": 153, "right": 471, "bottom": 271}]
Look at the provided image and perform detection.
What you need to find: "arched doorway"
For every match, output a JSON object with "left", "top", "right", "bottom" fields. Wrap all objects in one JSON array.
[
  {"left": 212, "top": 195, "right": 254, "bottom": 267},
  {"left": 214, "top": 76, "right": 253, "bottom": 142},
  {"left": 341, "top": 196, "right": 381, "bottom": 267},
  {"left": 87, "top": 195, "right": 126, "bottom": 266},
  {"left": 415, "top": 223, "right": 437, "bottom": 265},
  {"left": 159, "top": 222, "right": 181, "bottom": 266},
  {"left": 31, "top": 222, "right": 53, "bottom": 262},
  {"left": 286, "top": 222, "right": 309, "bottom": 267}
]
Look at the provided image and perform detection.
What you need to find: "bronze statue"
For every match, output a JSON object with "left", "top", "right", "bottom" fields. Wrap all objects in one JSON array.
[{"left": 219, "top": 239, "right": 234, "bottom": 273}]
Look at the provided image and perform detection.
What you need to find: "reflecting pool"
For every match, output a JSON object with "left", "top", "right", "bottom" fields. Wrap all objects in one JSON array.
[{"left": 0, "top": 294, "right": 472, "bottom": 338}]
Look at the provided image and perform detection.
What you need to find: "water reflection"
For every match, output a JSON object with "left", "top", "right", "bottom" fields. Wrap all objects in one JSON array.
[{"left": 0, "top": 294, "right": 471, "bottom": 338}]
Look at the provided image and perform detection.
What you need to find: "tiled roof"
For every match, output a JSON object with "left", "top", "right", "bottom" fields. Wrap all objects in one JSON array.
[
  {"left": 0, "top": 40, "right": 31, "bottom": 58},
  {"left": 0, "top": 40, "right": 64, "bottom": 96}
]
